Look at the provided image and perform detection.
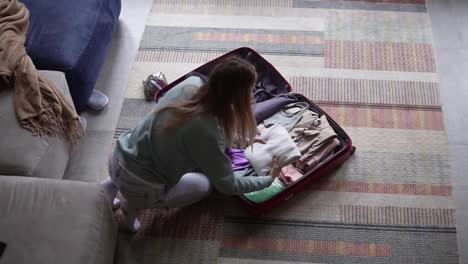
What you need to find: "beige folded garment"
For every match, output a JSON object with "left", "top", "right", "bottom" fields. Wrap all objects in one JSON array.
[
  {"left": 244, "top": 124, "right": 301, "bottom": 176},
  {"left": 289, "top": 112, "right": 340, "bottom": 170}
]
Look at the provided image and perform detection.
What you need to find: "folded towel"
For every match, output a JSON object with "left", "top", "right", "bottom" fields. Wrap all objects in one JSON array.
[
  {"left": 244, "top": 124, "right": 301, "bottom": 176},
  {"left": 244, "top": 178, "right": 286, "bottom": 203}
]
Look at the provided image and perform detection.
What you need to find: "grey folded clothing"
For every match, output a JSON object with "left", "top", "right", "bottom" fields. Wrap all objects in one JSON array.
[
  {"left": 254, "top": 94, "right": 296, "bottom": 124},
  {"left": 262, "top": 102, "right": 309, "bottom": 132},
  {"left": 244, "top": 124, "right": 301, "bottom": 176}
]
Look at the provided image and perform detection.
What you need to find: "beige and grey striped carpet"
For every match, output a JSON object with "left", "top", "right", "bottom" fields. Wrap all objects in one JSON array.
[{"left": 114, "top": 0, "right": 459, "bottom": 263}]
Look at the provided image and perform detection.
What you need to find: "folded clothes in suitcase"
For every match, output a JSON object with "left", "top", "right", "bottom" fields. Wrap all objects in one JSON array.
[{"left": 155, "top": 47, "right": 355, "bottom": 216}]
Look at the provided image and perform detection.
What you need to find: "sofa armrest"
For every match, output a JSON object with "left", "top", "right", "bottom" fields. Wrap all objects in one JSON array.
[
  {"left": 0, "top": 176, "right": 117, "bottom": 264},
  {"left": 0, "top": 71, "right": 73, "bottom": 180}
]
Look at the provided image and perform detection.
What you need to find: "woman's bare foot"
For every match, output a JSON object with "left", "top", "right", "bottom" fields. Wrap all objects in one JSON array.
[
  {"left": 118, "top": 200, "right": 141, "bottom": 233},
  {"left": 115, "top": 209, "right": 141, "bottom": 232},
  {"left": 113, "top": 198, "right": 121, "bottom": 210}
]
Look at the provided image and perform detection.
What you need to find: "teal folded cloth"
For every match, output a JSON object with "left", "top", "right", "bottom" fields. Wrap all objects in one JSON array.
[{"left": 244, "top": 178, "right": 286, "bottom": 203}]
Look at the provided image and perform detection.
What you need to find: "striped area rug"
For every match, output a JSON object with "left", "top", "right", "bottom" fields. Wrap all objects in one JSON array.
[{"left": 114, "top": 0, "right": 459, "bottom": 263}]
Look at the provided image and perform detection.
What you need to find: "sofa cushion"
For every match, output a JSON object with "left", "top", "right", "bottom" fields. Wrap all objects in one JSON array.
[
  {"left": 0, "top": 71, "right": 71, "bottom": 179},
  {"left": 22, "top": 0, "right": 121, "bottom": 112},
  {"left": 0, "top": 176, "right": 117, "bottom": 264}
]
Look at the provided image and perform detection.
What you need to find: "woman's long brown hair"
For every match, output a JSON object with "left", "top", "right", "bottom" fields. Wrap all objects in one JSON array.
[{"left": 157, "top": 57, "right": 257, "bottom": 147}]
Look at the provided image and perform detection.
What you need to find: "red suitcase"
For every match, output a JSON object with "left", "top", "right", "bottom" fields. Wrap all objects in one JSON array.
[{"left": 154, "top": 47, "right": 356, "bottom": 216}]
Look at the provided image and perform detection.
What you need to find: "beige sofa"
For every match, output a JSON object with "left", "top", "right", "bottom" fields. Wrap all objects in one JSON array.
[{"left": 0, "top": 71, "right": 117, "bottom": 264}]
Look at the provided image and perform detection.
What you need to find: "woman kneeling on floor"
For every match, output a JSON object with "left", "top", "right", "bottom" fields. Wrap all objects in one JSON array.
[{"left": 101, "top": 57, "right": 280, "bottom": 232}]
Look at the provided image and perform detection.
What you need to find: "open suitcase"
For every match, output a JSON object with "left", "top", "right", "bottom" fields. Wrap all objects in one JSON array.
[{"left": 154, "top": 47, "right": 356, "bottom": 216}]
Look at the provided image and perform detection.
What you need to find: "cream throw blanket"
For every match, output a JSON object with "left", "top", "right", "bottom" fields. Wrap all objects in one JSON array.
[{"left": 0, "top": 0, "right": 83, "bottom": 143}]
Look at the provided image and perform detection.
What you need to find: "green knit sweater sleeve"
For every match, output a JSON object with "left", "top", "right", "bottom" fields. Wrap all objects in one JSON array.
[{"left": 181, "top": 117, "right": 274, "bottom": 194}]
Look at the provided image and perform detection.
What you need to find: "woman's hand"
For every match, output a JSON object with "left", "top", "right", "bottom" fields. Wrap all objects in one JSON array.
[
  {"left": 253, "top": 136, "right": 266, "bottom": 144},
  {"left": 270, "top": 156, "right": 281, "bottom": 178},
  {"left": 253, "top": 128, "right": 266, "bottom": 144}
]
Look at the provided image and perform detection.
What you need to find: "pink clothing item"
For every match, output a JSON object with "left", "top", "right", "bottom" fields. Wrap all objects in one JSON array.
[{"left": 279, "top": 164, "right": 303, "bottom": 185}]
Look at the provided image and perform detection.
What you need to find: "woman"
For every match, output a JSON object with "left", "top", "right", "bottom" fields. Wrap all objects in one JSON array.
[{"left": 102, "top": 57, "right": 280, "bottom": 231}]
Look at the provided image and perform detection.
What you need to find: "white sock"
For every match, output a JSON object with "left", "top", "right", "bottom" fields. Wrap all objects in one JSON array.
[{"left": 87, "top": 90, "right": 109, "bottom": 111}]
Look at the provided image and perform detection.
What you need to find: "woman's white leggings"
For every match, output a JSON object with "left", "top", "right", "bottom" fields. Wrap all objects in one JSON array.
[{"left": 101, "top": 150, "right": 212, "bottom": 231}]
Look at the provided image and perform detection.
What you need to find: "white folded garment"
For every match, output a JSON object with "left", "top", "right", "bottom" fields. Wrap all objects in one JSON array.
[{"left": 244, "top": 124, "right": 301, "bottom": 176}]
